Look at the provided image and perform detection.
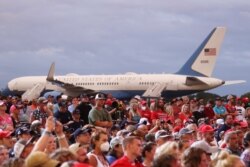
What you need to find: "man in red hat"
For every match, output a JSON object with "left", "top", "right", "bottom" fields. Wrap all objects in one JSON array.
[{"left": 200, "top": 125, "right": 217, "bottom": 147}]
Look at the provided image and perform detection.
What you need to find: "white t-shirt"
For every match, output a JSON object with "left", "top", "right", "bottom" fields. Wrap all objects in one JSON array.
[{"left": 235, "top": 106, "right": 246, "bottom": 121}]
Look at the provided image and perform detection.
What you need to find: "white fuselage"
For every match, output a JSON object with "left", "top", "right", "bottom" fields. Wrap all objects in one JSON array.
[{"left": 7, "top": 73, "right": 224, "bottom": 98}]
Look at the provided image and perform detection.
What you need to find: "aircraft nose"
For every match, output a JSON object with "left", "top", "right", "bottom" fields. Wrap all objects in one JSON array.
[{"left": 7, "top": 79, "right": 16, "bottom": 91}]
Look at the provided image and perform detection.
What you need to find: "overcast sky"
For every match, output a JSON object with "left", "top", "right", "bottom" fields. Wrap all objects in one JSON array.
[{"left": 0, "top": 0, "right": 249, "bottom": 96}]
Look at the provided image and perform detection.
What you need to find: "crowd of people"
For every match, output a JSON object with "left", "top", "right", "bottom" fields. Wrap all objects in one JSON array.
[{"left": 0, "top": 92, "right": 250, "bottom": 167}]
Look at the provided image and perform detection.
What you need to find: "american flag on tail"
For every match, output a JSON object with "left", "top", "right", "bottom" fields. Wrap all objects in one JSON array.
[{"left": 204, "top": 48, "right": 216, "bottom": 56}]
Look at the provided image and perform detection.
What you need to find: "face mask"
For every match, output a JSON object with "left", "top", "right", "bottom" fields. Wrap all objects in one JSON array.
[{"left": 100, "top": 142, "right": 110, "bottom": 152}]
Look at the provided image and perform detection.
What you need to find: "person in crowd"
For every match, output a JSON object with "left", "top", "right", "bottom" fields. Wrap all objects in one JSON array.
[
  {"left": 241, "top": 131, "right": 250, "bottom": 166},
  {"left": 111, "top": 136, "right": 143, "bottom": 167},
  {"left": 68, "top": 97, "right": 79, "bottom": 113},
  {"left": 19, "top": 99, "right": 33, "bottom": 123},
  {"left": 138, "top": 101, "right": 152, "bottom": 123},
  {"left": 44, "top": 135, "right": 57, "bottom": 154},
  {"left": 15, "top": 126, "right": 31, "bottom": 141},
  {"left": 178, "top": 103, "right": 192, "bottom": 123},
  {"left": 54, "top": 101, "right": 72, "bottom": 125},
  {"left": 46, "top": 95, "right": 54, "bottom": 113},
  {"left": 0, "top": 145, "right": 9, "bottom": 165},
  {"left": 0, "top": 100, "right": 14, "bottom": 131},
  {"left": 224, "top": 131, "right": 241, "bottom": 156},
  {"left": 69, "top": 143, "right": 89, "bottom": 164},
  {"left": 152, "top": 153, "right": 181, "bottom": 167},
  {"left": 128, "top": 102, "right": 141, "bottom": 123},
  {"left": 204, "top": 100, "right": 215, "bottom": 119},
  {"left": 236, "top": 130, "right": 244, "bottom": 153},
  {"left": 216, "top": 114, "right": 234, "bottom": 141},
  {"left": 73, "top": 127, "right": 92, "bottom": 148},
  {"left": 50, "top": 148, "right": 77, "bottom": 164},
  {"left": 154, "top": 141, "right": 179, "bottom": 161},
  {"left": 186, "top": 123, "right": 198, "bottom": 141},
  {"left": 68, "top": 108, "right": 85, "bottom": 132},
  {"left": 53, "top": 95, "right": 63, "bottom": 113},
  {"left": 170, "top": 99, "right": 179, "bottom": 121},
  {"left": 31, "top": 97, "right": 53, "bottom": 127},
  {"left": 213, "top": 97, "right": 227, "bottom": 119},
  {"left": 212, "top": 151, "right": 245, "bottom": 167},
  {"left": 0, "top": 131, "right": 14, "bottom": 149},
  {"left": 200, "top": 125, "right": 217, "bottom": 147},
  {"left": 31, "top": 116, "right": 69, "bottom": 153},
  {"left": 151, "top": 98, "right": 168, "bottom": 125},
  {"left": 9, "top": 96, "right": 21, "bottom": 125},
  {"left": 225, "top": 95, "right": 237, "bottom": 117},
  {"left": 106, "top": 136, "right": 124, "bottom": 165},
  {"left": 178, "top": 128, "right": 194, "bottom": 153},
  {"left": 88, "top": 93, "right": 113, "bottom": 128},
  {"left": 1, "top": 157, "right": 25, "bottom": 167},
  {"left": 182, "top": 147, "right": 209, "bottom": 167},
  {"left": 155, "top": 130, "right": 173, "bottom": 147},
  {"left": 87, "top": 131, "right": 110, "bottom": 167},
  {"left": 235, "top": 100, "right": 246, "bottom": 121},
  {"left": 13, "top": 139, "right": 34, "bottom": 159},
  {"left": 76, "top": 94, "right": 92, "bottom": 124},
  {"left": 142, "top": 142, "right": 156, "bottom": 167}
]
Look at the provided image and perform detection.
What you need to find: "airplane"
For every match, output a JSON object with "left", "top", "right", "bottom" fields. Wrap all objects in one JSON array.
[{"left": 6, "top": 27, "right": 245, "bottom": 101}]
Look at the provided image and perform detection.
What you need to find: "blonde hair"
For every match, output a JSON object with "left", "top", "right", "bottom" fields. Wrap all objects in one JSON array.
[
  {"left": 164, "top": 104, "right": 173, "bottom": 116},
  {"left": 155, "top": 141, "right": 179, "bottom": 159},
  {"left": 212, "top": 151, "right": 243, "bottom": 167}
]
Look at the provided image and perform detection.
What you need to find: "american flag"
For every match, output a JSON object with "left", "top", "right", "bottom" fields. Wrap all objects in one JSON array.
[{"left": 204, "top": 48, "right": 216, "bottom": 56}]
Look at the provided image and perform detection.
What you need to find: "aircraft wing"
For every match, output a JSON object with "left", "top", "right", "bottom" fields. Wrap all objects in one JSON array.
[
  {"left": 21, "top": 83, "right": 46, "bottom": 101},
  {"left": 46, "top": 63, "right": 95, "bottom": 95},
  {"left": 185, "top": 76, "right": 208, "bottom": 86},
  {"left": 142, "top": 83, "right": 166, "bottom": 98},
  {"left": 224, "top": 80, "right": 246, "bottom": 85}
]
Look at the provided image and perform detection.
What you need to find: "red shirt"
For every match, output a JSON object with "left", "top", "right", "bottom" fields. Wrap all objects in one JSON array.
[
  {"left": 178, "top": 112, "right": 192, "bottom": 122},
  {"left": 138, "top": 109, "right": 152, "bottom": 122},
  {"left": 204, "top": 106, "right": 215, "bottom": 119},
  {"left": 151, "top": 109, "right": 168, "bottom": 121},
  {"left": 111, "top": 156, "right": 143, "bottom": 167}
]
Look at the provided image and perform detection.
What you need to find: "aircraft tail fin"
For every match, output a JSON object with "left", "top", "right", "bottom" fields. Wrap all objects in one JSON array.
[
  {"left": 177, "top": 27, "right": 226, "bottom": 77},
  {"left": 47, "top": 62, "right": 55, "bottom": 81}
]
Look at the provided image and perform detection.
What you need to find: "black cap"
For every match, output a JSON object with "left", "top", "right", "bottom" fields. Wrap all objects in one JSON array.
[
  {"left": 215, "top": 97, "right": 222, "bottom": 101},
  {"left": 59, "top": 101, "right": 67, "bottom": 107},
  {"left": 73, "top": 128, "right": 92, "bottom": 139},
  {"left": 16, "top": 127, "right": 30, "bottom": 136},
  {"left": 80, "top": 94, "right": 88, "bottom": 98},
  {"left": 72, "top": 109, "right": 81, "bottom": 115}
]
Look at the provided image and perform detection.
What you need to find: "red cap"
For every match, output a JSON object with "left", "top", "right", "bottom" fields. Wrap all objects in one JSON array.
[
  {"left": 0, "top": 131, "right": 12, "bottom": 139},
  {"left": 105, "top": 99, "right": 112, "bottom": 106},
  {"left": 200, "top": 125, "right": 214, "bottom": 133},
  {"left": 240, "top": 121, "right": 248, "bottom": 128}
]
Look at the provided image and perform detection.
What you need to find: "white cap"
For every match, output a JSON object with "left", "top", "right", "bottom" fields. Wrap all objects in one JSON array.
[
  {"left": 110, "top": 136, "right": 123, "bottom": 149},
  {"left": 69, "top": 143, "right": 81, "bottom": 154},
  {"left": 139, "top": 118, "right": 150, "bottom": 125},
  {"left": 191, "top": 140, "right": 218, "bottom": 154},
  {"left": 134, "top": 95, "right": 141, "bottom": 100},
  {"left": 216, "top": 119, "right": 224, "bottom": 125},
  {"left": 227, "top": 95, "right": 234, "bottom": 100}
]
